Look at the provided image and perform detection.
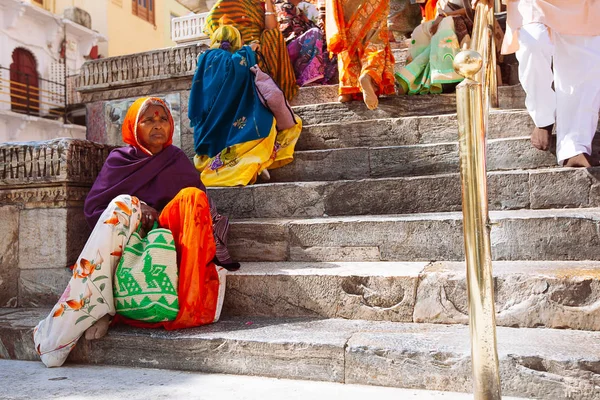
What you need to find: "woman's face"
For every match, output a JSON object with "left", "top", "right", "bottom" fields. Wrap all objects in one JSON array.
[{"left": 136, "top": 104, "right": 171, "bottom": 155}]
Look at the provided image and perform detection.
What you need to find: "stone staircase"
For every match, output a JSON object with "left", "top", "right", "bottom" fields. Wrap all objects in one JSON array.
[{"left": 2, "top": 78, "right": 600, "bottom": 397}]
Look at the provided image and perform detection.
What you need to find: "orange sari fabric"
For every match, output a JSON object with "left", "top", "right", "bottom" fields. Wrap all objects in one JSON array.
[
  {"left": 116, "top": 187, "right": 220, "bottom": 330},
  {"left": 326, "top": 0, "right": 396, "bottom": 96}
]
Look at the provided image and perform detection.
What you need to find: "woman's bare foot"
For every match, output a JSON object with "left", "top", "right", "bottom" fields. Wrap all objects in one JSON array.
[
  {"left": 260, "top": 169, "right": 271, "bottom": 181},
  {"left": 564, "top": 153, "right": 593, "bottom": 168},
  {"left": 531, "top": 124, "right": 553, "bottom": 151},
  {"left": 338, "top": 94, "right": 352, "bottom": 103},
  {"left": 84, "top": 314, "right": 111, "bottom": 340},
  {"left": 359, "top": 74, "right": 379, "bottom": 110}
]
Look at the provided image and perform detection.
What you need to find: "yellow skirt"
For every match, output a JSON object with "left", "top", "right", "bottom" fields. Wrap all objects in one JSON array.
[{"left": 194, "top": 115, "right": 302, "bottom": 187}]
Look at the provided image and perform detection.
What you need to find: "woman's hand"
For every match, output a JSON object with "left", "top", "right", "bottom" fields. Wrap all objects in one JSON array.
[
  {"left": 140, "top": 203, "right": 159, "bottom": 236},
  {"left": 250, "top": 42, "right": 260, "bottom": 51},
  {"left": 430, "top": 15, "right": 444, "bottom": 35}
]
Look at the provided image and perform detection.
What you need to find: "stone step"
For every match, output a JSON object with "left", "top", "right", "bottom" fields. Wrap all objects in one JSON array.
[
  {"left": 1, "top": 309, "right": 598, "bottom": 399},
  {"left": 226, "top": 208, "right": 600, "bottom": 263},
  {"left": 209, "top": 167, "right": 600, "bottom": 219},
  {"left": 265, "top": 136, "right": 559, "bottom": 183},
  {"left": 294, "top": 94, "right": 457, "bottom": 125},
  {"left": 223, "top": 261, "right": 600, "bottom": 331},
  {"left": 291, "top": 85, "right": 526, "bottom": 120},
  {"left": 296, "top": 109, "right": 534, "bottom": 151}
]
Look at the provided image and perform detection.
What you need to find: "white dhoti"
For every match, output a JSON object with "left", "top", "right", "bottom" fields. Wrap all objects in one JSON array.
[{"left": 516, "top": 23, "right": 600, "bottom": 164}]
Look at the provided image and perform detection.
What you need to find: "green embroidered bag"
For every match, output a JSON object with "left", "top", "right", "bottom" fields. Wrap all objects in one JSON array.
[{"left": 113, "top": 222, "right": 179, "bottom": 323}]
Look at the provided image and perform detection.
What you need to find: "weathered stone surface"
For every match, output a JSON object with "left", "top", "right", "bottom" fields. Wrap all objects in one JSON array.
[
  {"left": 0, "top": 309, "right": 41, "bottom": 361},
  {"left": 0, "top": 139, "right": 114, "bottom": 186},
  {"left": 224, "top": 262, "right": 425, "bottom": 321},
  {"left": 208, "top": 186, "right": 255, "bottom": 218},
  {"left": 297, "top": 110, "right": 534, "bottom": 151},
  {"left": 18, "top": 269, "right": 70, "bottom": 307},
  {"left": 498, "top": 84, "right": 526, "bottom": 109},
  {"left": 66, "top": 207, "right": 91, "bottom": 266},
  {"left": 289, "top": 246, "right": 382, "bottom": 262},
  {"left": 2, "top": 310, "right": 599, "bottom": 398},
  {"left": 487, "top": 171, "right": 530, "bottom": 210},
  {"left": 269, "top": 137, "right": 559, "bottom": 183},
  {"left": 414, "top": 261, "right": 600, "bottom": 330},
  {"left": 228, "top": 210, "right": 600, "bottom": 262},
  {"left": 369, "top": 143, "right": 459, "bottom": 178},
  {"left": 0, "top": 206, "right": 19, "bottom": 307},
  {"left": 490, "top": 208, "right": 600, "bottom": 261},
  {"left": 85, "top": 101, "right": 107, "bottom": 143},
  {"left": 324, "top": 175, "right": 462, "bottom": 215},
  {"left": 294, "top": 95, "right": 458, "bottom": 126},
  {"left": 77, "top": 45, "right": 205, "bottom": 93},
  {"left": 486, "top": 137, "right": 557, "bottom": 171},
  {"left": 345, "top": 323, "right": 600, "bottom": 399},
  {"left": 228, "top": 221, "right": 290, "bottom": 262},
  {"left": 253, "top": 182, "right": 328, "bottom": 218},
  {"left": 69, "top": 318, "right": 353, "bottom": 383},
  {"left": 18, "top": 209, "right": 68, "bottom": 270},
  {"left": 0, "top": 185, "right": 90, "bottom": 209},
  {"left": 290, "top": 85, "right": 338, "bottom": 108},
  {"left": 268, "top": 148, "right": 369, "bottom": 182},
  {"left": 529, "top": 168, "right": 593, "bottom": 209},
  {"left": 179, "top": 90, "right": 195, "bottom": 160},
  {"left": 80, "top": 77, "right": 193, "bottom": 104}
]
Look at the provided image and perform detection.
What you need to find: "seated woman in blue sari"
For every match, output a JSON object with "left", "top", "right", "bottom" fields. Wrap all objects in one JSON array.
[{"left": 189, "top": 25, "right": 302, "bottom": 187}]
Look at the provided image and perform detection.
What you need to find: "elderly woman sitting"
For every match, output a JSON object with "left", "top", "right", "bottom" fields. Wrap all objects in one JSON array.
[{"left": 34, "top": 97, "right": 236, "bottom": 368}]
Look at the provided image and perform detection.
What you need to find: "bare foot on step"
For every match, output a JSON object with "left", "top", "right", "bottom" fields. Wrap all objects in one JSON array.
[
  {"left": 260, "top": 169, "right": 271, "bottom": 181},
  {"left": 564, "top": 153, "right": 593, "bottom": 168},
  {"left": 359, "top": 74, "right": 378, "bottom": 110},
  {"left": 531, "top": 124, "right": 553, "bottom": 151},
  {"left": 84, "top": 314, "right": 111, "bottom": 340},
  {"left": 338, "top": 94, "right": 352, "bottom": 103}
]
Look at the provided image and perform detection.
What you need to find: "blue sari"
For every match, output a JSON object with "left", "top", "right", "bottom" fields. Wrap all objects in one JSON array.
[{"left": 190, "top": 46, "right": 274, "bottom": 158}]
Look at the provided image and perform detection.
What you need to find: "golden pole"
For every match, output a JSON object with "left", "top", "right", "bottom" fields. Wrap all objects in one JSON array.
[
  {"left": 471, "top": 2, "right": 499, "bottom": 109},
  {"left": 453, "top": 49, "right": 502, "bottom": 400}
]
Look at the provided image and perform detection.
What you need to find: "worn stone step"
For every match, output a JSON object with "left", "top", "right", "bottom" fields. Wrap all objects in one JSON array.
[
  {"left": 209, "top": 167, "right": 600, "bottom": 218},
  {"left": 296, "top": 110, "right": 535, "bottom": 151},
  {"left": 1, "top": 309, "right": 598, "bottom": 399},
  {"left": 227, "top": 208, "right": 600, "bottom": 262},
  {"left": 292, "top": 85, "right": 526, "bottom": 124},
  {"left": 265, "top": 136, "right": 560, "bottom": 183},
  {"left": 224, "top": 260, "right": 600, "bottom": 331},
  {"left": 294, "top": 95, "right": 457, "bottom": 125}
]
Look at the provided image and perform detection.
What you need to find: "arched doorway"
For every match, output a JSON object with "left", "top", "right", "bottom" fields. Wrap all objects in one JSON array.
[{"left": 10, "top": 48, "right": 39, "bottom": 115}]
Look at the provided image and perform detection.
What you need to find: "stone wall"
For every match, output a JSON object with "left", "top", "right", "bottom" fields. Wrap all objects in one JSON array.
[
  {"left": 77, "top": 44, "right": 205, "bottom": 152},
  {"left": 0, "top": 139, "right": 115, "bottom": 307}
]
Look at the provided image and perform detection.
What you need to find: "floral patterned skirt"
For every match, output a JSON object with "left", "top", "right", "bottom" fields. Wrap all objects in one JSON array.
[
  {"left": 194, "top": 115, "right": 302, "bottom": 187},
  {"left": 34, "top": 188, "right": 226, "bottom": 367}
]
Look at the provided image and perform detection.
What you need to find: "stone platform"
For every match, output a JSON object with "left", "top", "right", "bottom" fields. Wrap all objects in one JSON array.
[{"left": 1, "top": 309, "right": 599, "bottom": 399}]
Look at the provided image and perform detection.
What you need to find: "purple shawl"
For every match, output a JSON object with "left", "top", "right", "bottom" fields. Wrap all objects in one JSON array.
[{"left": 84, "top": 145, "right": 205, "bottom": 228}]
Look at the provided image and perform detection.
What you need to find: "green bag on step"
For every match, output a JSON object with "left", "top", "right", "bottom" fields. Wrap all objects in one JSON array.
[{"left": 113, "top": 221, "right": 179, "bottom": 323}]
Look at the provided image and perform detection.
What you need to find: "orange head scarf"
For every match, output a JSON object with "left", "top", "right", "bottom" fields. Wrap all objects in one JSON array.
[{"left": 122, "top": 97, "right": 175, "bottom": 156}]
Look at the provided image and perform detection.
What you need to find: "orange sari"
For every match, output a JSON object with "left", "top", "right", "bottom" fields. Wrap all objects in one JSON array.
[{"left": 326, "top": 0, "right": 396, "bottom": 97}]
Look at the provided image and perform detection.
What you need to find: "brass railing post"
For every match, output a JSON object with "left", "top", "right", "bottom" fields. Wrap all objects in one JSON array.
[{"left": 454, "top": 48, "right": 502, "bottom": 399}]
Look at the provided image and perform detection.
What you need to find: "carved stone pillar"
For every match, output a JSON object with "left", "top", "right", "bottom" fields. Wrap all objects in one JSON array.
[{"left": 0, "top": 139, "right": 115, "bottom": 307}]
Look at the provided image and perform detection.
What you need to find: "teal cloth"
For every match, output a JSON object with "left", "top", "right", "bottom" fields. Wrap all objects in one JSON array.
[
  {"left": 190, "top": 46, "right": 274, "bottom": 158},
  {"left": 396, "top": 17, "right": 463, "bottom": 95}
]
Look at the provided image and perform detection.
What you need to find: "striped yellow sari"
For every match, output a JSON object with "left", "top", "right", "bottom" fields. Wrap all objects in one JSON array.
[{"left": 205, "top": 0, "right": 299, "bottom": 100}]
